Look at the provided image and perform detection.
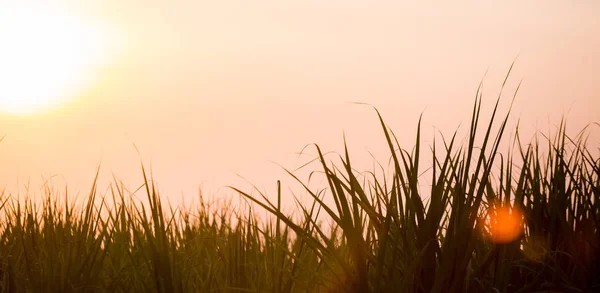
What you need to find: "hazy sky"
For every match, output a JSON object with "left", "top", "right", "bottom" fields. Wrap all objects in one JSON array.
[{"left": 0, "top": 1, "right": 598, "bottom": 206}]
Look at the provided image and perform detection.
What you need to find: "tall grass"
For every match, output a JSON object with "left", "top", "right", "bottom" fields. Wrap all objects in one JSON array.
[{"left": 0, "top": 93, "right": 598, "bottom": 292}]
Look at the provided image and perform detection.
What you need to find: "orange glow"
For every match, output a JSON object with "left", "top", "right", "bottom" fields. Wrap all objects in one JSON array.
[
  {"left": 0, "top": 1, "right": 596, "bottom": 208},
  {"left": 487, "top": 205, "right": 524, "bottom": 244}
]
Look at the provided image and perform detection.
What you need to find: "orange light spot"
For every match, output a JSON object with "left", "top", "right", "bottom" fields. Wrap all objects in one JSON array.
[{"left": 488, "top": 205, "right": 524, "bottom": 244}]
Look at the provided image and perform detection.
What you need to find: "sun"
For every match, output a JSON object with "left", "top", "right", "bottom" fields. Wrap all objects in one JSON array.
[{"left": 0, "top": 3, "right": 116, "bottom": 115}]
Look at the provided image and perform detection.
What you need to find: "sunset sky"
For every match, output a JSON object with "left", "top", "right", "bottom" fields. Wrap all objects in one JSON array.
[{"left": 0, "top": 1, "right": 598, "bottom": 206}]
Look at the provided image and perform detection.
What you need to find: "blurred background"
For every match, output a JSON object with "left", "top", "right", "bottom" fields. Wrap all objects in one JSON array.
[{"left": 0, "top": 0, "right": 598, "bottom": 207}]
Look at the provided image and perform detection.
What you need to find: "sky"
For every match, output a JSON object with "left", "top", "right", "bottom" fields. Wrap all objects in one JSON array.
[{"left": 0, "top": 1, "right": 598, "bottom": 208}]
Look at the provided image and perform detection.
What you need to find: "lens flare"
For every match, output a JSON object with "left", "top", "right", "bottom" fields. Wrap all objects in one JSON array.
[{"left": 487, "top": 205, "right": 524, "bottom": 244}]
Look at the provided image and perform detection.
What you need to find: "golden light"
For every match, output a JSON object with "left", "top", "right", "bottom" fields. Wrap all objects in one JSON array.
[
  {"left": 0, "top": 3, "right": 116, "bottom": 115},
  {"left": 487, "top": 205, "right": 524, "bottom": 244}
]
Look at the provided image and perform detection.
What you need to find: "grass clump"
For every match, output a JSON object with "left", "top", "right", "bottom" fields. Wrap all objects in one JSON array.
[{"left": 0, "top": 89, "right": 598, "bottom": 292}]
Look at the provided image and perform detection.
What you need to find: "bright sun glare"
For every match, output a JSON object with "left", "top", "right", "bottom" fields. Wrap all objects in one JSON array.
[{"left": 0, "top": 3, "right": 115, "bottom": 115}]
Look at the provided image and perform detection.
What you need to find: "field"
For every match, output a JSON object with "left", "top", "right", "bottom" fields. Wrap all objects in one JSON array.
[{"left": 0, "top": 92, "right": 598, "bottom": 292}]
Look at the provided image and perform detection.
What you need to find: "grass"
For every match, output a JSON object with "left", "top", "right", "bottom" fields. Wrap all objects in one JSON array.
[{"left": 0, "top": 87, "right": 598, "bottom": 292}]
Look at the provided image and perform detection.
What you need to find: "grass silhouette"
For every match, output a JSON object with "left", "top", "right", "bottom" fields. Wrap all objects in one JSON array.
[{"left": 0, "top": 86, "right": 598, "bottom": 292}]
